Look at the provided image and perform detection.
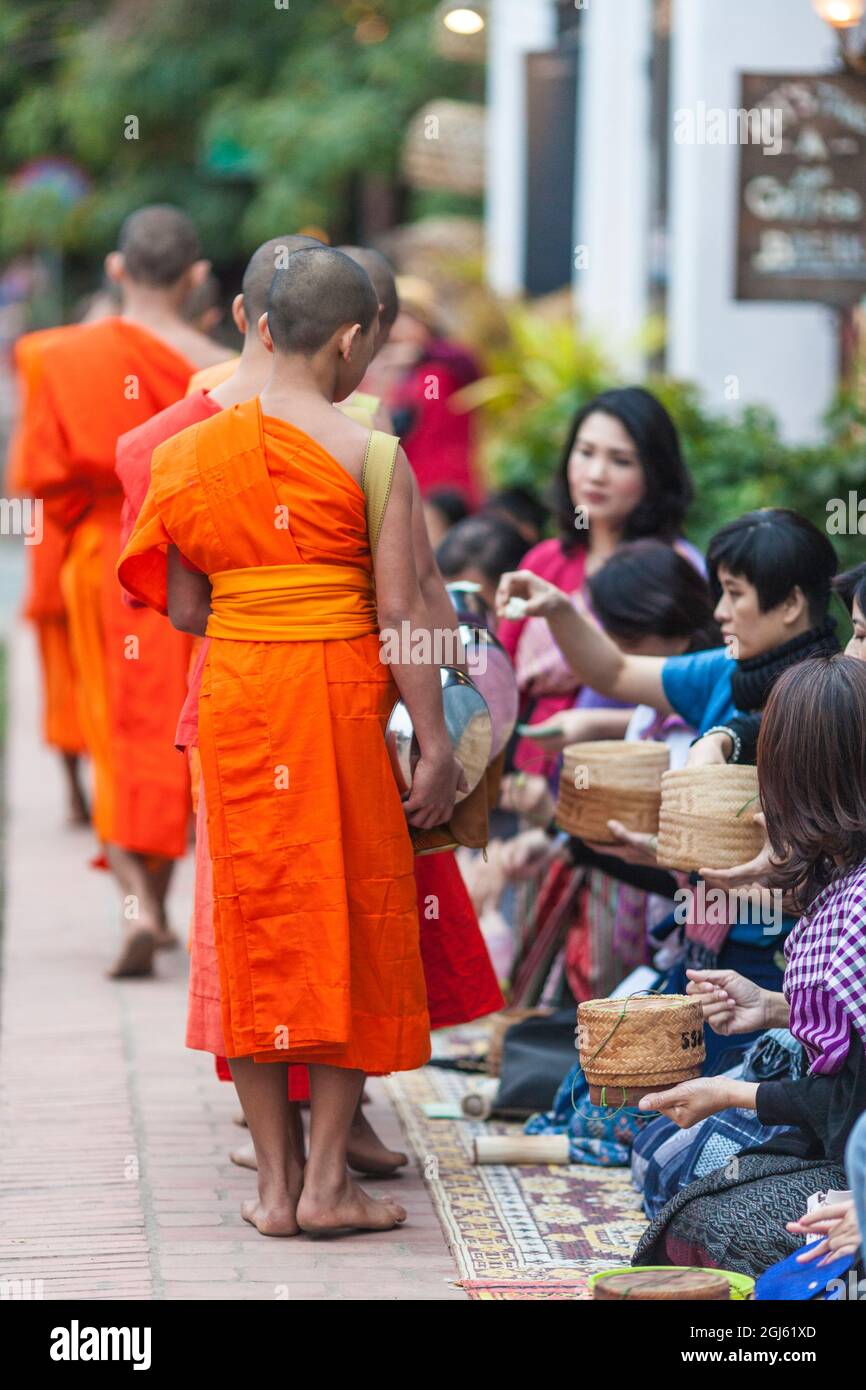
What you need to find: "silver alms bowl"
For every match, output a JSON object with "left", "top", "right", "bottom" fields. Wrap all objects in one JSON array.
[
  {"left": 458, "top": 624, "right": 518, "bottom": 760},
  {"left": 385, "top": 666, "right": 492, "bottom": 802}
]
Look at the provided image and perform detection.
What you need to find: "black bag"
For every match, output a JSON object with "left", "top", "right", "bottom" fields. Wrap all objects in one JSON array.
[{"left": 493, "top": 1008, "right": 578, "bottom": 1118}]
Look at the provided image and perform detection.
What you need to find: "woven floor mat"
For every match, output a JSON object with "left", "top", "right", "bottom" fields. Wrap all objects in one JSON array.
[{"left": 385, "top": 1065, "right": 647, "bottom": 1300}]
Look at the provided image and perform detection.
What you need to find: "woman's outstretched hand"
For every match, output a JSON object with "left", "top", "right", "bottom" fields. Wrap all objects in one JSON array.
[
  {"left": 637, "top": 1076, "right": 735, "bottom": 1128},
  {"left": 584, "top": 819, "right": 660, "bottom": 866},
  {"left": 495, "top": 570, "right": 568, "bottom": 621}
]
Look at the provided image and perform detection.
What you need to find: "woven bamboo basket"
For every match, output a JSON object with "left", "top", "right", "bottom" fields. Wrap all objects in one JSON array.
[
  {"left": 592, "top": 1269, "right": 731, "bottom": 1301},
  {"left": 577, "top": 994, "right": 705, "bottom": 1106},
  {"left": 656, "top": 765, "right": 763, "bottom": 872},
  {"left": 555, "top": 741, "right": 669, "bottom": 844}
]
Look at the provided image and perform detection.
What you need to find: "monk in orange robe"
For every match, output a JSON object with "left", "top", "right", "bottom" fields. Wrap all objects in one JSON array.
[
  {"left": 117, "top": 240, "right": 502, "bottom": 1181},
  {"left": 120, "top": 246, "right": 464, "bottom": 1235},
  {"left": 7, "top": 328, "right": 89, "bottom": 822},
  {"left": 26, "top": 205, "right": 233, "bottom": 977}
]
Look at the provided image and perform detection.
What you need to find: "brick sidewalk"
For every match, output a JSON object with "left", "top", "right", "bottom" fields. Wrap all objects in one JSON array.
[{"left": 0, "top": 624, "right": 465, "bottom": 1301}]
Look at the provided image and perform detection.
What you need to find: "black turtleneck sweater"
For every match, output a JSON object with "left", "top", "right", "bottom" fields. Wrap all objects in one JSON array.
[{"left": 724, "top": 618, "right": 839, "bottom": 765}]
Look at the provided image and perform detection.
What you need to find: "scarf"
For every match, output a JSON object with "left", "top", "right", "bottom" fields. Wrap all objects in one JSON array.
[{"left": 730, "top": 617, "right": 839, "bottom": 711}]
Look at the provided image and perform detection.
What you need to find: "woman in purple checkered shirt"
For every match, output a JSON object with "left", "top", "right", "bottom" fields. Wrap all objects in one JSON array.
[{"left": 632, "top": 655, "right": 866, "bottom": 1274}]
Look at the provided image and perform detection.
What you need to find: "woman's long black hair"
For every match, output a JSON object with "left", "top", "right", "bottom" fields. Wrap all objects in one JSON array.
[{"left": 550, "top": 386, "right": 693, "bottom": 550}]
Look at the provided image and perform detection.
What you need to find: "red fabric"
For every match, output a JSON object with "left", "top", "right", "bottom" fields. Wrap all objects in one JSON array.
[
  {"left": 416, "top": 852, "right": 503, "bottom": 1028},
  {"left": 116, "top": 390, "right": 220, "bottom": 588},
  {"left": 391, "top": 346, "right": 482, "bottom": 506}
]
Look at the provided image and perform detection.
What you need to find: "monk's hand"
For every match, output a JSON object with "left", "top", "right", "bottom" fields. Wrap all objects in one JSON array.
[
  {"left": 638, "top": 1076, "right": 733, "bottom": 1128},
  {"left": 404, "top": 749, "right": 466, "bottom": 829},
  {"left": 788, "top": 1200, "right": 862, "bottom": 1266},
  {"left": 684, "top": 968, "right": 769, "bottom": 1035},
  {"left": 494, "top": 570, "right": 568, "bottom": 622},
  {"left": 699, "top": 814, "right": 778, "bottom": 891}
]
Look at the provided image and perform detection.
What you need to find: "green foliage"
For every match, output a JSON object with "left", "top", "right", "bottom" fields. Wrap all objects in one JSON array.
[
  {"left": 0, "top": 0, "right": 478, "bottom": 261},
  {"left": 471, "top": 302, "right": 866, "bottom": 567}
]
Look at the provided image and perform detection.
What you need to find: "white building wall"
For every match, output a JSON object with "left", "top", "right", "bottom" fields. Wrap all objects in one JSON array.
[
  {"left": 485, "top": 0, "right": 557, "bottom": 296},
  {"left": 575, "top": 0, "right": 654, "bottom": 378},
  {"left": 667, "top": 0, "right": 838, "bottom": 440}
]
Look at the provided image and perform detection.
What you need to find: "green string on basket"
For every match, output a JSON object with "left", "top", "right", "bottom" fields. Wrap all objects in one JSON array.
[{"left": 571, "top": 990, "right": 665, "bottom": 1119}]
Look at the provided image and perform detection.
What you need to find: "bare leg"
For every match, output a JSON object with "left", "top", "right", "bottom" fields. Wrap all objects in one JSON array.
[
  {"left": 60, "top": 752, "right": 89, "bottom": 826},
  {"left": 231, "top": 1089, "right": 408, "bottom": 1175},
  {"left": 104, "top": 844, "right": 157, "bottom": 978},
  {"left": 297, "top": 1065, "right": 407, "bottom": 1234},
  {"left": 145, "top": 855, "right": 179, "bottom": 948},
  {"left": 348, "top": 1092, "right": 408, "bottom": 1175},
  {"left": 104, "top": 848, "right": 179, "bottom": 975},
  {"left": 228, "top": 1057, "right": 304, "bottom": 1236}
]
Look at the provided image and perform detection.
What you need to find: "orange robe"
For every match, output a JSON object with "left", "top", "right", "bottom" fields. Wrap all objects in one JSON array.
[
  {"left": 7, "top": 330, "right": 86, "bottom": 755},
  {"left": 186, "top": 358, "right": 239, "bottom": 396},
  {"left": 26, "top": 317, "right": 195, "bottom": 852},
  {"left": 119, "top": 399, "right": 430, "bottom": 1072}
]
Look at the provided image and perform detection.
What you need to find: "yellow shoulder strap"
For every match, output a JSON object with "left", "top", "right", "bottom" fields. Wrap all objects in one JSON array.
[{"left": 361, "top": 430, "right": 399, "bottom": 559}]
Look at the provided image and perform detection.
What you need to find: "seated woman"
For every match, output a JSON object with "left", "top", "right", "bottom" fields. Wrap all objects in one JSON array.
[
  {"left": 629, "top": 655, "right": 866, "bottom": 1276},
  {"left": 496, "top": 509, "right": 840, "bottom": 1021},
  {"left": 495, "top": 386, "right": 699, "bottom": 781},
  {"left": 522, "top": 543, "right": 718, "bottom": 1162},
  {"left": 529, "top": 540, "right": 719, "bottom": 1001}
]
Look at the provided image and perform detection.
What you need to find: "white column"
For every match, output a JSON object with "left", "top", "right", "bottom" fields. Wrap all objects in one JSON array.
[
  {"left": 667, "top": 0, "right": 837, "bottom": 440},
  {"left": 575, "top": 0, "right": 654, "bottom": 377},
  {"left": 485, "top": 0, "right": 557, "bottom": 295}
]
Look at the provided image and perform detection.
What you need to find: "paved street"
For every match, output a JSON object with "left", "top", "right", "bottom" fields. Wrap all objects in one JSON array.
[{"left": 0, "top": 614, "right": 465, "bottom": 1301}]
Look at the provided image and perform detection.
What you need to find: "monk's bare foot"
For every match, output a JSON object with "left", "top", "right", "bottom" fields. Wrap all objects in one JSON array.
[
  {"left": 107, "top": 928, "right": 157, "bottom": 979},
  {"left": 230, "top": 1140, "right": 257, "bottom": 1171},
  {"left": 347, "top": 1110, "right": 408, "bottom": 1176},
  {"left": 240, "top": 1197, "right": 300, "bottom": 1237},
  {"left": 153, "top": 926, "right": 179, "bottom": 951},
  {"left": 297, "top": 1174, "right": 407, "bottom": 1235}
]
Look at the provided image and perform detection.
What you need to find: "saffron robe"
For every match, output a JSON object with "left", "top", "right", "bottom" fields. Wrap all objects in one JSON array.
[
  {"left": 26, "top": 318, "right": 195, "bottom": 852},
  {"left": 186, "top": 359, "right": 239, "bottom": 396},
  {"left": 119, "top": 399, "right": 431, "bottom": 1072},
  {"left": 116, "top": 394, "right": 501, "bottom": 1071},
  {"left": 8, "top": 330, "right": 86, "bottom": 754}
]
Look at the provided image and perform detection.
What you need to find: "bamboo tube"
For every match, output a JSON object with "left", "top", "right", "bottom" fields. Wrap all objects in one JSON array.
[
  {"left": 473, "top": 1134, "right": 571, "bottom": 1165},
  {"left": 460, "top": 1078, "right": 500, "bottom": 1119}
]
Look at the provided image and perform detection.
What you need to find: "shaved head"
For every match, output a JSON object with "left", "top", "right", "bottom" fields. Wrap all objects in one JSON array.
[
  {"left": 118, "top": 205, "right": 201, "bottom": 287},
  {"left": 267, "top": 246, "right": 379, "bottom": 357},
  {"left": 338, "top": 245, "right": 398, "bottom": 331},
  {"left": 241, "top": 234, "right": 321, "bottom": 324}
]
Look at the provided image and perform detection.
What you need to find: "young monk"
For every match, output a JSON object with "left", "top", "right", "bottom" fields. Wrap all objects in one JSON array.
[
  {"left": 26, "top": 205, "right": 232, "bottom": 977},
  {"left": 117, "top": 238, "right": 501, "bottom": 1170},
  {"left": 120, "top": 246, "right": 463, "bottom": 1234},
  {"left": 8, "top": 327, "right": 88, "bottom": 823}
]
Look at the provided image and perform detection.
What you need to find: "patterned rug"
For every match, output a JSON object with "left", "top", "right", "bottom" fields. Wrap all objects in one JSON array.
[{"left": 385, "top": 1065, "right": 648, "bottom": 1301}]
